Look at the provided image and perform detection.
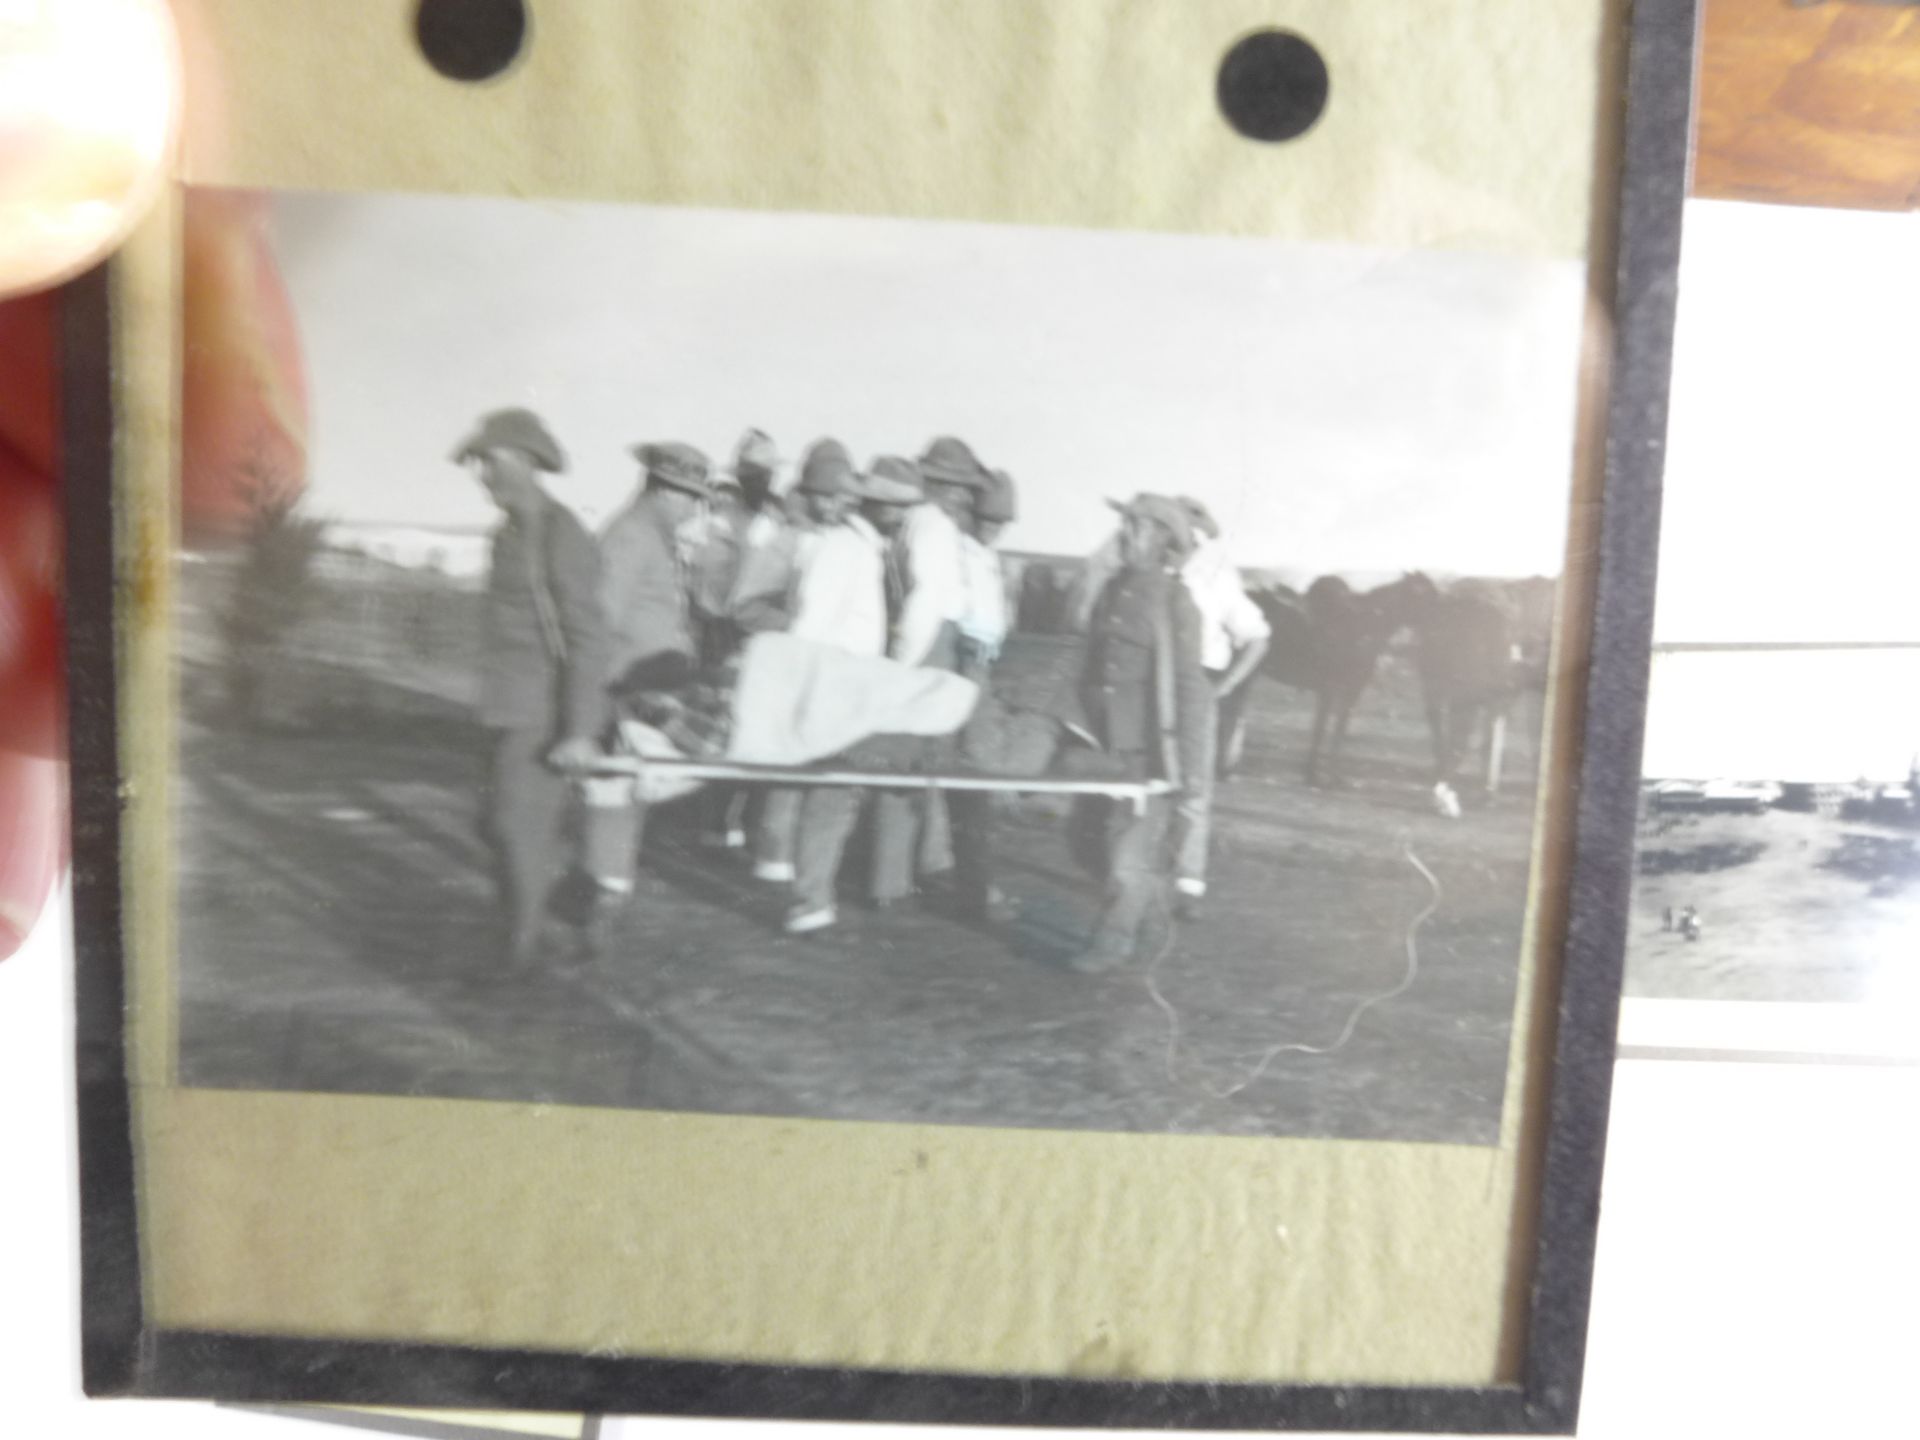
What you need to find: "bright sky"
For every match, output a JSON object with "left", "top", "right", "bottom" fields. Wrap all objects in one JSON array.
[
  {"left": 1655, "top": 200, "right": 1920, "bottom": 644},
  {"left": 272, "top": 190, "right": 1586, "bottom": 577},
  {"left": 1643, "top": 649, "right": 1920, "bottom": 782}
]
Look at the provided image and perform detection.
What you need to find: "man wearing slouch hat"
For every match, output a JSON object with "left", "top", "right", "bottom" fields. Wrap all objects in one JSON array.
[
  {"left": 570, "top": 440, "right": 711, "bottom": 950},
  {"left": 1068, "top": 493, "right": 1212, "bottom": 973},
  {"left": 721, "top": 426, "right": 799, "bottom": 638},
  {"left": 867, "top": 438, "right": 992, "bottom": 914},
  {"left": 1173, "top": 494, "right": 1270, "bottom": 918},
  {"left": 782, "top": 454, "right": 927, "bottom": 934},
  {"left": 940, "top": 464, "right": 1020, "bottom": 922},
  {"left": 752, "top": 437, "right": 888, "bottom": 891},
  {"left": 453, "top": 407, "right": 608, "bottom": 971}
]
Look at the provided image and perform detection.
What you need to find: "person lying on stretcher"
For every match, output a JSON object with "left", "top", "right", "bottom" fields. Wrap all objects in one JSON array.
[{"left": 585, "top": 629, "right": 1131, "bottom": 806}]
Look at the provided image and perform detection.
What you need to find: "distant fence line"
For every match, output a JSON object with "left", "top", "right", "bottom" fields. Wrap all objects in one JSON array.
[
  {"left": 179, "top": 549, "right": 1106, "bottom": 726},
  {"left": 185, "top": 542, "right": 1559, "bottom": 731}
]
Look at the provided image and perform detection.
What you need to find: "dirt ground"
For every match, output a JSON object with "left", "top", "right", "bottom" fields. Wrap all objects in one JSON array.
[
  {"left": 174, "top": 646, "right": 1547, "bottom": 1146},
  {"left": 1627, "top": 806, "right": 1920, "bottom": 1004}
]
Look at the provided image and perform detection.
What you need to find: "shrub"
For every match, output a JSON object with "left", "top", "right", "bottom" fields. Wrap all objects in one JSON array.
[{"left": 219, "top": 460, "right": 327, "bottom": 725}]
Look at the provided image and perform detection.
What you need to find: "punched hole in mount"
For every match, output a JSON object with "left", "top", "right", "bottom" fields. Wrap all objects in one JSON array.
[
  {"left": 415, "top": 0, "right": 528, "bottom": 83},
  {"left": 1217, "top": 30, "right": 1330, "bottom": 143}
]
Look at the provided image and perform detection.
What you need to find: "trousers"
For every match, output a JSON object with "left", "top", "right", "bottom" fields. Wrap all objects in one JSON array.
[
  {"left": 869, "top": 624, "right": 994, "bottom": 910},
  {"left": 1174, "top": 682, "right": 1221, "bottom": 891},
  {"left": 788, "top": 731, "right": 956, "bottom": 913},
  {"left": 480, "top": 726, "right": 571, "bottom": 963},
  {"left": 871, "top": 782, "right": 995, "bottom": 903},
  {"left": 702, "top": 784, "right": 752, "bottom": 842},
  {"left": 792, "top": 785, "right": 862, "bottom": 912},
  {"left": 1214, "top": 671, "right": 1254, "bottom": 776},
  {"left": 581, "top": 781, "right": 649, "bottom": 892},
  {"left": 1086, "top": 790, "right": 1178, "bottom": 962},
  {"left": 755, "top": 787, "right": 803, "bottom": 871}
]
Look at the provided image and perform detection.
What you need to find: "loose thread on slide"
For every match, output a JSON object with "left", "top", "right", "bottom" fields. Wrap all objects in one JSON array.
[{"left": 1145, "top": 832, "right": 1442, "bottom": 1100}]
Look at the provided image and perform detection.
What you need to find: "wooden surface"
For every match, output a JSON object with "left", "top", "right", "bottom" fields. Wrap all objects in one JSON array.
[{"left": 1695, "top": 0, "right": 1920, "bottom": 208}]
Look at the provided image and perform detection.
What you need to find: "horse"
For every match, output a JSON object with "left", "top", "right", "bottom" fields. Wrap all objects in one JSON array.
[
  {"left": 1408, "top": 578, "right": 1538, "bottom": 815},
  {"left": 1253, "top": 572, "right": 1438, "bottom": 787}
]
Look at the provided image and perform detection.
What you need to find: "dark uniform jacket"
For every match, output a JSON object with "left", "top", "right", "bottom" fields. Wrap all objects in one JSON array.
[
  {"left": 478, "top": 495, "right": 608, "bottom": 739},
  {"left": 600, "top": 494, "right": 696, "bottom": 692},
  {"left": 1080, "top": 566, "right": 1211, "bottom": 787}
]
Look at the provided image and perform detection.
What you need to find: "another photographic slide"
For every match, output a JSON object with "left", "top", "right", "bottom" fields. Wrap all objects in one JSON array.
[{"left": 1626, "top": 200, "right": 1920, "bottom": 1053}]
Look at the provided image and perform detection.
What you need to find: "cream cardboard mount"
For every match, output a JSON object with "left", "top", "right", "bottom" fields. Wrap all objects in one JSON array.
[{"left": 66, "top": 0, "right": 1691, "bottom": 1431}]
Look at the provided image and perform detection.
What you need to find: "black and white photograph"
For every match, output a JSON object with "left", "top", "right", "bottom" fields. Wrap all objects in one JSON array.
[
  {"left": 1633, "top": 644, "right": 1920, "bottom": 1008},
  {"left": 173, "top": 187, "right": 1586, "bottom": 1146},
  {"left": 1626, "top": 200, "right": 1920, "bottom": 1020}
]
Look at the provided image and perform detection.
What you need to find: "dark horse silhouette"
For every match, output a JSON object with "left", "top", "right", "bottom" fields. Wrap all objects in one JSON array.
[
  {"left": 1252, "top": 572, "right": 1438, "bottom": 787},
  {"left": 1410, "top": 578, "right": 1551, "bottom": 813}
]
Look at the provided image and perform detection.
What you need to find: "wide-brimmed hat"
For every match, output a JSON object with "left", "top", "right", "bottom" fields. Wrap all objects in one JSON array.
[
  {"left": 451, "top": 408, "right": 566, "bottom": 472},
  {"left": 977, "top": 468, "right": 1019, "bottom": 524},
  {"left": 796, "top": 438, "right": 856, "bottom": 496},
  {"left": 631, "top": 441, "right": 713, "bottom": 498},
  {"left": 1108, "top": 493, "right": 1194, "bottom": 555},
  {"left": 730, "top": 427, "right": 781, "bottom": 477},
  {"left": 1178, "top": 495, "right": 1221, "bottom": 540},
  {"left": 858, "top": 455, "right": 926, "bottom": 506},
  {"left": 918, "top": 436, "right": 989, "bottom": 490}
]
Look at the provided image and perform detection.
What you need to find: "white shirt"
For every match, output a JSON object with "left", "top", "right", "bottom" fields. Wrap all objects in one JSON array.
[
  {"left": 892, "top": 502, "right": 970, "bottom": 666},
  {"left": 1182, "top": 535, "right": 1271, "bottom": 672},
  {"left": 788, "top": 514, "right": 888, "bottom": 659},
  {"left": 742, "top": 510, "right": 785, "bottom": 549},
  {"left": 957, "top": 535, "right": 1008, "bottom": 658}
]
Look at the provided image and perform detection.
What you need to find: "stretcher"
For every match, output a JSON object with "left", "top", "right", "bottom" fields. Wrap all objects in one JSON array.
[{"left": 583, "top": 754, "right": 1175, "bottom": 815}]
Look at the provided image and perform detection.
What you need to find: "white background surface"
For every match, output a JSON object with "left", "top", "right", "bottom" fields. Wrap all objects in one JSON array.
[
  {"left": 5, "top": 891, "right": 1916, "bottom": 1439},
  {"left": 1653, "top": 200, "right": 1920, "bottom": 646},
  {"left": 1636, "top": 199, "right": 1920, "bottom": 785}
]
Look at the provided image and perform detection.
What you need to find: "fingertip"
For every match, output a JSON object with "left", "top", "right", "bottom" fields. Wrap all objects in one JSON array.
[
  {"left": 0, "top": 750, "right": 64, "bottom": 965},
  {"left": 0, "top": 446, "right": 63, "bottom": 760},
  {"left": 0, "top": 289, "right": 58, "bottom": 478},
  {"left": 0, "top": 0, "right": 181, "bottom": 298}
]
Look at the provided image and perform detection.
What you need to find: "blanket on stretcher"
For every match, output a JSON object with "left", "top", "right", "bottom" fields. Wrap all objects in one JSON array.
[
  {"left": 726, "top": 633, "right": 981, "bottom": 766},
  {"left": 609, "top": 632, "right": 1125, "bottom": 802}
]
